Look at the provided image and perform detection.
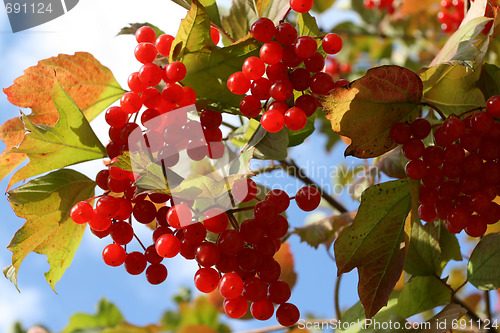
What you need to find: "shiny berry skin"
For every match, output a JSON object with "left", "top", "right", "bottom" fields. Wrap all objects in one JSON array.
[
  {"left": 70, "top": 201, "right": 94, "bottom": 224},
  {"left": 210, "top": 26, "right": 220, "bottom": 44},
  {"left": 309, "top": 72, "right": 334, "bottom": 95},
  {"left": 194, "top": 267, "right": 220, "bottom": 293},
  {"left": 155, "top": 34, "right": 175, "bottom": 56},
  {"left": 232, "top": 178, "right": 258, "bottom": 202},
  {"left": 110, "top": 221, "right": 134, "bottom": 245},
  {"left": 166, "top": 61, "right": 187, "bottom": 82},
  {"left": 251, "top": 17, "right": 275, "bottom": 42},
  {"left": 203, "top": 208, "right": 229, "bottom": 234},
  {"left": 265, "top": 189, "right": 290, "bottom": 213},
  {"left": 260, "top": 41, "right": 283, "bottom": 65},
  {"left": 219, "top": 272, "right": 244, "bottom": 299},
  {"left": 284, "top": 107, "right": 307, "bottom": 131},
  {"left": 322, "top": 33, "right": 343, "bottom": 54},
  {"left": 276, "top": 303, "right": 300, "bottom": 326},
  {"left": 402, "top": 138, "right": 425, "bottom": 160},
  {"left": 251, "top": 299, "right": 274, "bottom": 320},
  {"left": 167, "top": 204, "right": 193, "bottom": 229},
  {"left": 294, "top": 36, "right": 317, "bottom": 59},
  {"left": 405, "top": 160, "right": 428, "bottom": 180},
  {"left": 268, "top": 280, "right": 291, "bottom": 304},
  {"left": 243, "top": 276, "right": 268, "bottom": 302},
  {"left": 486, "top": 95, "right": 500, "bottom": 117},
  {"left": 155, "top": 234, "right": 181, "bottom": 258},
  {"left": 227, "top": 72, "right": 251, "bottom": 95},
  {"left": 223, "top": 296, "right": 248, "bottom": 319},
  {"left": 146, "top": 263, "right": 168, "bottom": 284},
  {"left": 105, "top": 106, "right": 128, "bottom": 128},
  {"left": 134, "top": 42, "right": 157, "bottom": 63},
  {"left": 290, "top": 0, "right": 314, "bottom": 13},
  {"left": 261, "top": 109, "right": 285, "bottom": 133},
  {"left": 102, "top": 244, "right": 126, "bottom": 267},
  {"left": 239, "top": 95, "right": 262, "bottom": 118},
  {"left": 135, "top": 26, "right": 156, "bottom": 43},
  {"left": 217, "top": 229, "right": 244, "bottom": 255},
  {"left": 133, "top": 200, "right": 157, "bottom": 224},
  {"left": 195, "top": 242, "right": 221, "bottom": 267},
  {"left": 389, "top": 122, "right": 412, "bottom": 144},
  {"left": 242, "top": 56, "right": 266, "bottom": 80},
  {"left": 295, "top": 186, "right": 321, "bottom": 211},
  {"left": 410, "top": 118, "right": 431, "bottom": 139},
  {"left": 124, "top": 251, "right": 147, "bottom": 275},
  {"left": 275, "top": 23, "right": 297, "bottom": 45},
  {"left": 120, "top": 92, "right": 142, "bottom": 114}
]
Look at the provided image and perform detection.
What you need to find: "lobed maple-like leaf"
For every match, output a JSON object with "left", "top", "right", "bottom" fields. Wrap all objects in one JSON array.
[
  {"left": 7, "top": 80, "right": 107, "bottom": 189},
  {"left": 324, "top": 65, "right": 423, "bottom": 158},
  {"left": 0, "top": 52, "right": 124, "bottom": 182},
  {"left": 334, "top": 179, "right": 411, "bottom": 318},
  {"left": 6, "top": 169, "right": 96, "bottom": 291}
]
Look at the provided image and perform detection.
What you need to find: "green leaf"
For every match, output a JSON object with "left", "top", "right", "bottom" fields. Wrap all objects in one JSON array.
[
  {"left": 438, "top": 226, "right": 462, "bottom": 264},
  {"left": 396, "top": 276, "right": 451, "bottom": 318},
  {"left": 339, "top": 292, "right": 404, "bottom": 333},
  {"left": 477, "top": 63, "right": 500, "bottom": 98},
  {"left": 253, "top": 128, "right": 289, "bottom": 160},
  {"left": 7, "top": 169, "right": 95, "bottom": 290},
  {"left": 117, "top": 23, "right": 166, "bottom": 37},
  {"left": 324, "top": 66, "right": 423, "bottom": 158},
  {"left": 7, "top": 80, "right": 106, "bottom": 189},
  {"left": 228, "top": 119, "right": 267, "bottom": 149},
  {"left": 293, "top": 212, "right": 353, "bottom": 248},
  {"left": 467, "top": 233, "right": 500, "bottom": 291},
  {"left": 3, "top": 265, "right": 19, "bottom": 292},
  {"left": 312, "top": 0, "right": 336, "bottom": 13},
  {"left": 334, "top": 179, "right": 411, "bottom": 318},
  {"left": 404, "top": 220, "right": 442, "bottom": 276},
  {"left": 298, "top": 12, "right": 322, "bottom": 37},
  {"left": 419, "top": 64, "right": 485, "bottom": 117},
  {"left": 288, "top": 114, "right": 316, "bottom": 147},
  {"left": 63, "top": 299, "right": 124, "bottom": 333}
]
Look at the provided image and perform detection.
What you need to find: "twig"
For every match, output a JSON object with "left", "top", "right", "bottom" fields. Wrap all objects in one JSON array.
[
  {"left": 221, "top": 121, "right": 238, "bottom": 130},
  {"left": 454, "top": 298, "right": 498, "bottom": 333},
  {"left": 334, "top": 273, "right": 342, "bottom": 321},
  {"left": 228, "top": 206, "right": 255, "bottom": 214},
  {"left": 236, "top": 318, "right": 337, "bottom": 333},
  {"left": 134, "top": 233, "right": 147, "bottom": 251},
  {"left": 484, "top": 290, "right": 492, "bottom": 324},
  {"left": 279, "top": 7, "right": 292, "bottom": 23},
  {"left": 278, "top": 159, "right": 348, "bottom": 213},
  {"left": 421, "top": 102, "right": 447, "bottom": 120}
]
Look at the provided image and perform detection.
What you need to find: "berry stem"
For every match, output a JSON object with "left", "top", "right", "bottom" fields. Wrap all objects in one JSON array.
[
  {"left": 221, "top": 121, "right": 238, "bottom": 130},
  {"left": 421, "top": 102, "right": 446, "bottom": 120},
  {"left": 279, "top": 6, "right": 292, "bottom": 23},
  {"left": 228, "top": 206, "right": 256, "bottom": 214},
  {"left": 279, "top": 159, "right": 348, "bottom": 213},
  {"left": 227, "top": 212, "right": 240, "bottom": 231},
  {"left": 456, "top": 106, "right": 485, "bottom": 118},
  {"left": 133, "top": 233, "right": 147, "bottom": 251}
]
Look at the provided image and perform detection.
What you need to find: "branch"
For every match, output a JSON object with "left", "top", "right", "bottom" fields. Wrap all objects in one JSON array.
[
  {"left": 453, "top": 298, "right": 498, "bottom": 333},
  {"left": 278, "top": 159, "right": 348, "bottom": 213},
  {"left": 421, "top": 102, "right": 446, "bottom": 120}
]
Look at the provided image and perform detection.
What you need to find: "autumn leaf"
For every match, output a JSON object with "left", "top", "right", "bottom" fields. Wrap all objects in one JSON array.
[
  {"left": 0, "top": 52, "right": 124, "bottom": 182},
  {"left": 274, "top": 242, "right": 298, "bottom": 289},
  {"left": 323, "top": 66, "right": 423, "bottom": 158},
  {"left": 6, "top": 169, "right": 96, "bottom": 290},
  {"left": 334, "top": 179, "right": 411, "bottom": 318},
  {"left": 7, "top": 80, "right": 107, "bottom": 189}
]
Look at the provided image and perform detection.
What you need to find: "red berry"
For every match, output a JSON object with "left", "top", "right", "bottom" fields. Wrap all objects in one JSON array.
[
  {"left": 276, "top": 303, "right": 300, "bottom": 326},
  {"left": 102, "top": 244, "right": 126, "bottom": 267},
  {"left": 322, "top": 33, "right": 343, "bottom": 54},
  {"left": 194, "top": 267, "right": 220, "bottom": 293},
  {"left": 261, "top": 110, "right": 285, "bottom": 133},
  {"left": 295, "top": 186, "right": 321, "bottom": 211},
  {"left": 251, "top": 18, "right": 275, "bottom": 42},
  {"left": 135, "top": 26, "right": 156, "bottom": 43},
  {"left": 290, "top": 0, "right": 314, "bottom": 13}
]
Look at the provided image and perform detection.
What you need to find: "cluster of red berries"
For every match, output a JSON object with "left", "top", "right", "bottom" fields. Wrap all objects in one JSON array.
[
  {"left": 389, "top": 95, "right": 500, "bottom": 237},
  {"left": 324, "top": 56, "right": 351, "bottom": 83},
  {"left": 71, "top": 172, "right": 321, "bottom": 326},
  {"left": 363, "top": 0, "right": 395, "bottom": 14},
  {"left": 228, "top": 16, "right": 344, "bottom": 133},
  {"left": 437, "top": 0, "right": 466, "bottom": 33}
]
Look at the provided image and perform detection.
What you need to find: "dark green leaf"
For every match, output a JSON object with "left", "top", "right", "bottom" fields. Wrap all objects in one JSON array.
[
  {"left": 335, "top": 179, "right": 411, "bottom": 318},
  {"left": 467, "top": 233, "right": 500, "bottom": 291},
  {"left": 288, "top": 115, "right": 316, "bottom": 147},
  {"left": 396, "top": 276, "right": 451, "bottom": 318},
  {"left": 298, "top": 12, "right": 322, "bottom": 37},
  {"left": 253, "top": 128, "right": 289, "bottom": 160},
  {"left": 404, "top": 220, "right": 442, "bottom": 276},
  {"left": 293, "top": 212, "right": 353, "bottom": 248},
  {"left": 410, "top": 304, "right": 467, "bottom": 333},
  {"left": 477, "top": 63, "right": 500, "bottom": 98}
]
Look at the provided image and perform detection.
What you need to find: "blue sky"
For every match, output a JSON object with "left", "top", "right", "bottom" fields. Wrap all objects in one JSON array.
[{"left": 0, "top": 1, "right": 365, "bottom": 331}]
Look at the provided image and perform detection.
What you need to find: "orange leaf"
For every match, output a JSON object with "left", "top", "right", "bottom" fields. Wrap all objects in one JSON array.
[
  {"left": 0, "top": 52, "right": 124, "bottom": 182},
  {"left": 274, "top": 241, "right": 298, "bottom": 289}
]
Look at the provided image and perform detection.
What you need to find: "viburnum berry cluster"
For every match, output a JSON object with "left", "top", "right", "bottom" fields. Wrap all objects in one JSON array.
[
  {"left": 229, "top": 12, "right": 346, "bottom": 133},
  {"left": 438, "top": 0, "right": 498, "bottom": 33},
  {"left": 363, "top": 0, "right": 395, "bottom": 14},
  {"left": 66, "top": 23, "right": 328, "bottom": 327},
  {"left": 389, "top": 95, "right": 500, "bottom": 237}
]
